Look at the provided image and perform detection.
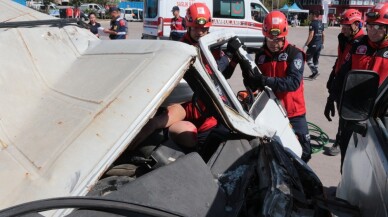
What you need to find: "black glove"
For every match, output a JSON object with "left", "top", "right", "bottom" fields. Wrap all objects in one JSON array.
[
  {"left": 324, "top": 98, "right": 335, "bottom": 121},
  {"left": 227, "top": 36, "right": 243, "bottom": 55},
  {"left": 326, "top": 70, "right": 335, "bottom": 91},
  {"left": 242, "top": 71, "right": 266, "bottom": 91}
]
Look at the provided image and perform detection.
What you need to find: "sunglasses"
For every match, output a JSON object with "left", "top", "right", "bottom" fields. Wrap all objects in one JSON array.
[{"left": 366, "top": 23, "right": 386, "bottom": 31}]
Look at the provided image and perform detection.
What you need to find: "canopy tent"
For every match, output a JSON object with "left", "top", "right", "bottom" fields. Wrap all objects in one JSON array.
[{"left": 279, "top": 3, "right": 309, "bottom": 14}]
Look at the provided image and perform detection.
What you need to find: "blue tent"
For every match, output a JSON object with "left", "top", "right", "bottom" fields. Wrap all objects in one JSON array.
[{"left": 279, "top": 3, "right": 309, "bottom": 14}]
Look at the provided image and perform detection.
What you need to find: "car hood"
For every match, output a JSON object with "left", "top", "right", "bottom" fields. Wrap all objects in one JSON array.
[{"left": 0, "top": 1, "right": 196, "bottom": 209}]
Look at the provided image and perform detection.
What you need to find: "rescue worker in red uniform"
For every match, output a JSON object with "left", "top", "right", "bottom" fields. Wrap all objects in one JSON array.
[
  {"left": 169, "top": 6, "right": 186, "bottom": 41},
  {"left": 131, "top": 3, "right": 237, "bottom": 153},
  {"left": 228, "top": 11, "right": 312, "bottom": 162},
  {"left": 326, "top": 2, "right": 388, "bottom": 171},
  {"left": 325, "top": 9, "right": 365, "bottom": 156},
  {"left": 180, "top": 3, "right": 238, "bottom": 147},
  {"left": 103, "top": 7, "right": 127, "bottom": 40}
]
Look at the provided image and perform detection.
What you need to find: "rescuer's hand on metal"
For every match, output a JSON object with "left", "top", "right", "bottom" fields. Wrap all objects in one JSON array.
[{"left": 227, "top": 36, "right": 243, "bottom": 55}]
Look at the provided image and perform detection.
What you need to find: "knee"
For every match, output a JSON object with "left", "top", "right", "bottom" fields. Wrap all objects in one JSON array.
[{"left": 168, "top": 121, "right": 198, "bottom": 148}]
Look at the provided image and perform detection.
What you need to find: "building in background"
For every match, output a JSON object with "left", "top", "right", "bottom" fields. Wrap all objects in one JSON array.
[{"left": 298, "top": 0, "right": 384, "bottom": 23}]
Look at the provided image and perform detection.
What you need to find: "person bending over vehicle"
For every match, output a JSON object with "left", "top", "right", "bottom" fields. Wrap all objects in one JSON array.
[
  {"left": 131, "top": 3, "right": 238, "bottom": 153},
  {"left": 227, "top": 11, "right": 312, "bottom": 162}
]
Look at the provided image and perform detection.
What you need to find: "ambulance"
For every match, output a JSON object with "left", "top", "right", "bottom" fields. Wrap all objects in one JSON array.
[{"left": 142, "top": 0, "right": 269, "bottom": 48}]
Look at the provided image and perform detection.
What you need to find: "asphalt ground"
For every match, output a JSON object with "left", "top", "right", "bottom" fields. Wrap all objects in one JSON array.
[{"left": 99, "top": 20, "right": 343, "bottom": 195}]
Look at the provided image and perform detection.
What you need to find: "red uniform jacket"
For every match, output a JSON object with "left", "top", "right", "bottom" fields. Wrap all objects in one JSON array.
[
  {"left": 170, "top": 16, "right": 186, "bottom": 33},
  {"left": 350, "top": 35, "right": 388, "bottom": 85},
  {"left": 334, "top": 29, "right": 365, "bottom": 75},
  {"left": 255, "top": 41, "right": 306, "bottom": 118}
]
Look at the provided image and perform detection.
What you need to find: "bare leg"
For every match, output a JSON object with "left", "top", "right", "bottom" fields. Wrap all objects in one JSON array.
[
  {"left": 129, "top": 104, "right": 186, "bottom": 150},
  {"left": 168, "top": 121, "right": 198, "bottom": 148}
]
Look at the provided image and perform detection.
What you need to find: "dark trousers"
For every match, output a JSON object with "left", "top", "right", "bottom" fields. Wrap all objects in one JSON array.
[
  {"left": 289, "top": 114, "right": 312, "bottom": 163},
  {"left": 306, "top": 44, "right": 322, "bottom": 74},
  {"left": 169, "top": 32, "right": 185, "bottom": 41},
  {"left": 335, "top": 117, "right": 353, "bottom": 173}
]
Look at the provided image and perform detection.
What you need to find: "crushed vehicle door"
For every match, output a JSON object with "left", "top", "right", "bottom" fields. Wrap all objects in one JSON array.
[{"left": 197, "top": 30, "right": 302, "bottom": 157}]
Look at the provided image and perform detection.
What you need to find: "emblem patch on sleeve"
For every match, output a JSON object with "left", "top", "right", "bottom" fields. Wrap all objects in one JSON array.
[{"left": 294, "top": 59, "right": 303, "bottom": 70}]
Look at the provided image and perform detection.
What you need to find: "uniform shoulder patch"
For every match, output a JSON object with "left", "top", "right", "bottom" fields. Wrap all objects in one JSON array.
[
  {"left": 383, "top": 51, "right": 388, "bottom": 58},
  {"left": 355, "top": 45, "right": 367, "bottom": 55},
  {"left": 119, "top": 19, "right": 126, "bottom": 26},
  {"left": 278, "top": 53, "right": 288, "bottom": 61},
  {"left": 294, "top": 59, "right": 303, "bottom": 70}
]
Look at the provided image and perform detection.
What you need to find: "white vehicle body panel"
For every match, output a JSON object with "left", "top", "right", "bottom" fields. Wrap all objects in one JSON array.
[
  {"left": 0, "top": 1, "right": 196, "bottom": 210},
  {"left": 337, "top": 82, "right": 388, "bottom": 217},
  {"left": 142, "top": 0, "right": 268, "bottom": 48},
  {"left": 337, "top": 125, "right": 388, "bottom": 216}
]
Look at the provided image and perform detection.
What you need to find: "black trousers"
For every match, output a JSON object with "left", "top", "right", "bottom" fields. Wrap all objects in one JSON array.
[
  {"left": 335, "top": 117, "right": 353, "bottom": 173},
  {"left": 306, "top": 44, "right": 322, "bottom": 74},
  {"left": 289, "top": 114, "right": 312, "bottom": 163}
]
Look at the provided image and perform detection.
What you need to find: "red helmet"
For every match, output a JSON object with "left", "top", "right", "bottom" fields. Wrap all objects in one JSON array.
[
  {"left": 185, "top": 3, "right": 212, "bottom": 28},
  {"left": 340, "top": 9, "right": 362, "bottom": 25},
  {"left": 262, "top": 11, "right": 288, "bottom": 38},
  {"left": 366, "top": 2, "right": 388, "bottom": 25}
]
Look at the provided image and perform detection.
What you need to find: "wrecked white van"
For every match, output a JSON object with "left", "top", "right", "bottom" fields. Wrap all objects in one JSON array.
[{"left": 0, "top": 1, "right": 333, "bottom": 217}]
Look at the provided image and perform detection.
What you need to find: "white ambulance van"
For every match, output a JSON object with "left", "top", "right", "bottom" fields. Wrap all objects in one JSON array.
[{"left": 142, "top": 0, "right": 269, "bottom": 48}]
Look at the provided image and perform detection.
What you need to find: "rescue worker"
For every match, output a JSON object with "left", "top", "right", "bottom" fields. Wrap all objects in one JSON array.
[
  {"left": 180, "top": 2, "right": 238, "bottom": 148},
  {"left": 325, "top": 9, "right": 365, "bottom": 156},
  {"left": 326, "top": 2, "right": 388, "bottom": 171},
  {"left": 131, "top": 3, "right": 238, "bottom": 153},
  {"left": 103, "top": 7, "right": 127, "bottom": 40},
  {"left": 181, "top": 3, "right": 238, "bottom": 79},
  {"left": 228, "top": 11, "right": 312, "bottom": 162},
  {"left": 169, "top": 6, "right": 186, "bottom": 41},
  {"left": 304, "top": 10, "right": 324, "bottom": 79}
]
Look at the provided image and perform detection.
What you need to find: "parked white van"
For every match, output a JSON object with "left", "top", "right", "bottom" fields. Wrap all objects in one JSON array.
[
  {"left": 142, "top": 0, "right": 269, "bottom": 48},
  {"left": 124, "top": 8, "right": 144, "bottom": 22},
  {"left": 80, "top": 3, "right": 106, "bottom": 18}
]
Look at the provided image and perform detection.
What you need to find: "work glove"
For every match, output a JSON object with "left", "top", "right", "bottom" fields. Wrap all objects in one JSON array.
[
  {"left": 326, "top": 71, "right": 335, "bottom": 91},
  {"left": 227, "top": 36, "right": 243, "bottom": 55},
  {"left": 242, "top": 70, "right": 266, "bottom": 91},
  {"left": 324, "top": 98, "right": 335, "bottom": 122}
]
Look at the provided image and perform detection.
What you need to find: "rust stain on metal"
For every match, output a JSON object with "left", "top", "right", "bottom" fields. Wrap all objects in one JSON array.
[
  {"left": 146, "top": 89, "right": 150, "bottom": 93},
  {"left": 25, "top": 172, "right": 30, "bottom": 177},
  {"left": 57, "top": 121, "right": 63, "bottom": 125},
  {"left": 96, "top": 133, "right": 100, "bottom": 137},
  {"left": 93, "top": 98, "right": 117, "bottom": 120}
]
